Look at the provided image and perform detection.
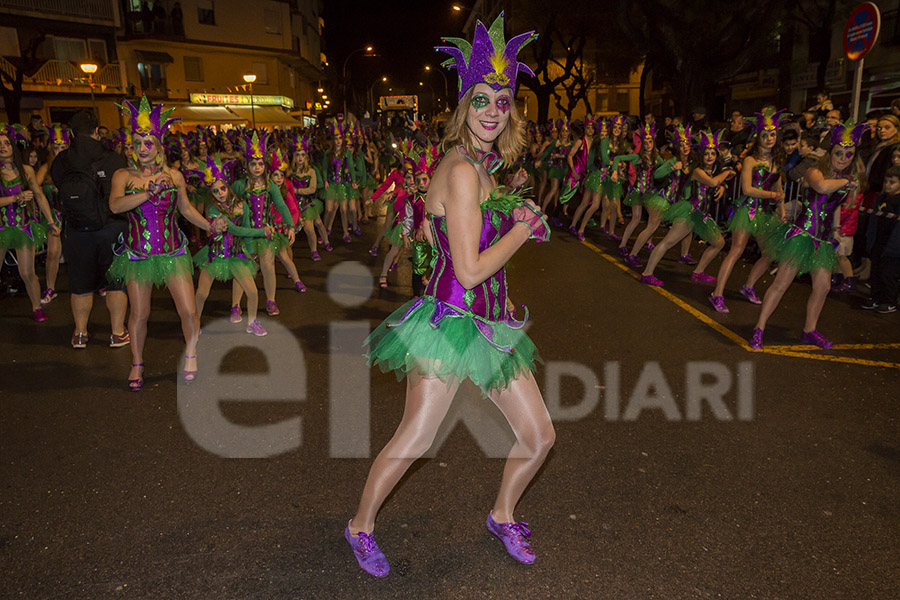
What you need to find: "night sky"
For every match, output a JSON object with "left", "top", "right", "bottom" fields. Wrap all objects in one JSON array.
[{"left": 322, "top": 1, "right": 469, "bottom": 111}]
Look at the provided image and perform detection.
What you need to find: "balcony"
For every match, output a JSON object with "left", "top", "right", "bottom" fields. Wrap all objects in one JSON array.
[
  {"left": 0, "top": 0, "right": 118, "bottom": 26},
  {"left": 0, "top": 58, "right": 125, "bottom": 94}
]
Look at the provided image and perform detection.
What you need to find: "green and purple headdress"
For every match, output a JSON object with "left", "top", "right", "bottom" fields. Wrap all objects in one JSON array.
[
  {"left": 328, "top": 117, "right": 347, "bottom": 138},
  {"left": 118, "top": 96, "right": 180, "bottom": 139},
  {"left": 830, "top": 118, "right": 870, "bottom": 148},
  {"left": 668, "top": 124, "right": 692, "bottom": 150},
  {"left": 188, "top": 126, "right": 210, "bottom": 152},
  {"left": 184, "top": 156, "right": 235, "bottom": 188},
  {"left": 584, "top": 114, "right": 596, "bottom": 131},
  {"left": 697, "top": 129, "right": 724, "bottom": 151},
  {"left": 267, "top": 146, "right": 289, "bottom": 173},
  {"left": 0, "top": 122, "right": 28, "bottom": 145},
  {"left": 750, "top": 107, "right": 789, "bottom": 134},
  {"left": 243, "top": 131, "right": 268, "bottom": 161},
  {"left": 611, "top": 114, "right": 627, "bottom": 131},
  {"left": 632, "top": 122, "right": 657, "bottom": 154},
  {"left": 436, "top": 12, "right": 537, "bottom": 100},
  {"left": 47, "top": 124, "right": 71, "bottom": 146},
  {"left": 113, "top": 128, "right": 132, "bottom": 148},
  {"left": 556, "top": 118, "right": 570, "bottom": 134},
  {"left": 291, "top": 132, "right": 311, "bottom": 156}
]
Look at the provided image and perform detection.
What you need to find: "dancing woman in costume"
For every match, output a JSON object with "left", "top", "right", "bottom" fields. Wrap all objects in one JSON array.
[
  {"left": 229, "top": 132, "right": 296, "bottom": 317},
  {"left": 376, "top": 155, "right": 414, "bottom": 289},
  {"left": 709, "top": 108, "right": 787, "bottom": 313},
  {"left": 288, "top": 134, "right": 329, "bottom": 260},
  {"left": 619, "top": 122, "right": 668, "bottom": 259},
  {"left": 570, "top": 117, "right": 606, "bottom": 239},
  {"left": 107, "top": 97, "right": 224, "bottom": 390},
  {"left": 540, "top": 118, "right": 572, "bottom": 215},
  {"left": 560, "top": 116, "right": 595, "bottom": 226},
  {"left": 35, "top": 124, "right": 69, "bottom": 304},
  {"left": 577, "top": 115, "right": 634, "bottom": 239},
  {"left": 639, "top": 130, "right": 735, "bottom": 287},
  {"left": 368, "top": 156, "right": 407, "bottom": 257},
  {"left": 322, "top": 119, "right": 359, "bottom": 243},
  {"left": 749, "top": 120, "right": 869, "bottom": 349},
  {"left": 188, "top": 156, "right": 268, "bottom": 336},
  {"left": 267, "top": 147, "right": 306, "bottom": 293},
  {"left": 345, "top": 14, "right": 554, "bottom": 577},
  {"left": 0, "top": 123, "right": 57, "bottom": 322},
  {"left": 623, "top": 125, "right": 692, "bottom": 266}
]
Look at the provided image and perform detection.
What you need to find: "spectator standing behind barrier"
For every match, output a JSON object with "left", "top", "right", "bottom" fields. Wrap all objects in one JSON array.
[
  {"left": 861, "top": 166, "right": 900, "bottom": 313},
  {"left": 51, "top": 110, "right": 130, "bottom": 349}
]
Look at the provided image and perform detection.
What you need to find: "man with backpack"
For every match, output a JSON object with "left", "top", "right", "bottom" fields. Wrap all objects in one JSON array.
[{"left": 51, "top": 111, "right": 129, "bottom": 349}]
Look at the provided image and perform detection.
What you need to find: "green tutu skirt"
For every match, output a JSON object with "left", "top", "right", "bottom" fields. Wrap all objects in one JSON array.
[
  {"left": 726, "top": 206, "right": 780, "bottom": 238},
  {"left": 642, "top": 192, "right": 669, "bottom": 214},
  {"left": 366, "top": 174, "right": 377, "bottom": 189},
  {"left": 194, "top": 253, "right": 258, "bottom": 282},
  {"left": 0, "top": 223, "right": 47, "bottom": 250},
  {"left": 387, "top": 221, "right": 404, "bottom": 247},
  {"left": 301, "top": 199, "right": 324, "bottom": 222},
  {"left": 323, "top": 183, "right": 354, "bottom": 202},
  {"left": 759, "top": 223, "right": 837, "bottom": 275},
  {"left": 548, "top": 166, "right": 567, "bottom": 181},
  {"left": 663, "top": 200, "right": 721, "bottom": 243},
  {"left": 584, "top": 171, "right": 605, "bottom": 193},
  {"left": 254, "top": 231, "right": 290, "bottom": 255},
  {"left": 366, "top": 295, "right": 542, "bottom": 396},
  {"left": 601, "top": 179, "right": 624, "bottom": 200},
  {"left": 411, "top": 241, "right": 432, "bottom": 276},
  {"left": 107, "top": 252, "right": 193, "bottom": 288},
  {"left": 623, "top": 189, "right": 643, "bottom": 208}
]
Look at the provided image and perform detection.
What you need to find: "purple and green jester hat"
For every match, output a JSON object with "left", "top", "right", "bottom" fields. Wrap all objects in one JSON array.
[
  {"left": 0, "top": 122, "right": 28, "bottom": 145},
  {"left": 47, "top": 124, "right": 71, "bottom": 147},
  {"left": 118, "top": 96, "right": 180, "bottom": 140},
  {"left": 697, "top": 129, "right": 724, "bottom": 152},
  {"left": 750, "top": 107, "right": 789, "bottom": 136},
  {"left": 435, "top": 12, "right": 537, "bottom": 99},
  {"left": 243, "top": 130, "right": 268, "bottom": 163},
  {"left": 830, "top": 118, "right": 871, "bottom": 149},
  {"left": 183, "top": 155, "right": 235, "bottom": 189},
  {"left": 632, "top": 122, "right": 657, "bottom": 154},
  {"left": 668, "top": 124, "right": 692, "bottom": 150}
]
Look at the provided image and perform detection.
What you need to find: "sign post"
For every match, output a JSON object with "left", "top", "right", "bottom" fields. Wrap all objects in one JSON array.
[{"left": 843, "top": 2, "right": 881, "bottom": 122}]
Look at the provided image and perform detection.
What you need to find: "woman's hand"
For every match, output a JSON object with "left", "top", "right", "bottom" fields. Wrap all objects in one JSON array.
[
  {"left": 509, "top": 167, "right": 528, "bottom": 190},
  {"left": 264, "top": 225, "right": 274, "bottom": 240},
  {"left": 19, "top": 190, "right": 33, "bottom": 204},
  {"left": 611, "top": 170, "right": 619, "bottom": 183}
]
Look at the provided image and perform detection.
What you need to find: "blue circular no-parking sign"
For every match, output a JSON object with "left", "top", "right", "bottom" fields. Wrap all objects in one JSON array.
[{"left": 844, "top": 2, "right": 881, "bottom": 61}]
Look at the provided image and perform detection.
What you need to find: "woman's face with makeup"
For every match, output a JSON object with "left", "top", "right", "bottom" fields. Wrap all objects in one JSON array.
[{"left": 466, "top": 83, "right": 512, "bottom": 148}]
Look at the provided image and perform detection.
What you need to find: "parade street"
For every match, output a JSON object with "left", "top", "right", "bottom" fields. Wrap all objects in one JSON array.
[{"left": 2, "top": 223, "right": 898, "bottom": 600}]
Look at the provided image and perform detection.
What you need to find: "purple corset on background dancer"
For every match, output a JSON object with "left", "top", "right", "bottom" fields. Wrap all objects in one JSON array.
[
  {"left": 122, "top": 185, "right": 188, "bottom": 258},
  {"left": 289, "top": 174, "right": 317, "bottom": 211},
  {"left": 0, "top": 176, "right": 38, "bottom": 240},
  {"left": 783, "top": 184, "right": 853, "bottom": 248},
  {"left": 729, "top": 166, "right": 781, "bottom": 218}
]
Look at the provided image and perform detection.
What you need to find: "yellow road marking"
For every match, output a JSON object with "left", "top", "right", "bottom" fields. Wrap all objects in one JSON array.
[{"left": 583, "top": 241, "right": 900, "bottom": 371}]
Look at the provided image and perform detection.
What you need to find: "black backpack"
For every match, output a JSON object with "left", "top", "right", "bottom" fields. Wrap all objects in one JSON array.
[{"left": 55, "top": 152, "right": 108, "bottom": 231}]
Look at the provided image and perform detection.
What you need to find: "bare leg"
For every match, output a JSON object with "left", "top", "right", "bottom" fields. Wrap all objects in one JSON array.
[
  {"left": 258, "top": 247, "right": 277, "bottom": 303},
  {"left": 349, "top": 375, "right": 459, "bottom": 534},
  {"left": 835, "top": 255, "right": 853, "bottom": 278},
  {"left": 380, "top": 245, "right": 401, "bottom": 278},
  {"left": 619, "top": 205, "right": 643, "bottom": 249},
  {"left": 126, "top": 280, "right": 153, "bottom": 381},
  {"left": 642, "top": 221, "right": 692, "bottom": 277},
  {"left": 106, "top": 290, "right": 127, "bottom": 335},
  {"left": 277, "top": 245, "right": 301, "bottom": 284},
  {"left": 71, "top": 292, "right": 93, "bottom": 335},
  {"left": 607, "top": 198, "right": 622, "bottom": 235},
  {"left": 541, "top": 179, "right": 560, "bottom": 213},
  {"left": 578, "top": 195, "right": 605, "bottom": 234},
  {"left": 45, "top": 231, "right": 61, "bottom": 290},
  {"left": 325, "top": 199, "right": 337, "bottom": 231},
  {"left": 712, "top": 230, "right": 749, "bottom": 296},
  {"left": 743, "top": 253, "right": 772, "bottom": 289},
  {"left": 339, "top": 201, "right": 350, "bottom": 238},
  {"left": 488, "top": 372, "right": 555, "bottom": 523},
  {"left": 680, "top": 233, "right": 694, "bottom": 257},
  {"left": 754, "top": 263, "right": 800, "bottom": 331},
  {"left": 570, "top": 191, "right": 593, "bottom": 229},
  {"left": 231, "top": 278, "right": 243, "bottom": 310},
  {"left": 303, "top": 221, "right": 318, "bottom": 254},
  {"left": 195, "top": 270, "right": 215, "bottom": 320},
  {"left": 694, "top": 234, "right": 725, "bottom": 275},
  {"left": 166, "top": 273, "right": 200, "bottom": 374},
  {"left": 315, "top": 218, "right": 330, "bottom": 245},
  {"left": 804, "top": 267, "right": 832, "bottom": 332},
  {"left": 235, "top": 275, "right": 259, "bottom": 322},
  {"left": 14, "top": 245, "right": 42, "bottom": 310},
  {"left": 629, "top": 210, "right": 661, "bottom": 257}
]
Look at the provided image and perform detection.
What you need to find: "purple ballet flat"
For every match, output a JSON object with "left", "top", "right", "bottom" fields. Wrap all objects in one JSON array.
[
  {"left": 577, "top": 232, "right": 585, "bottom": 242},
  {"left": 739, "top": 286, "right": 762, "bottom": 305},
  {"left": 487, "top": 512, "right": 535, "bottom": 565},
  {"left": 645, "top": 241, "right": 655, "bottom": 251},
  {"left": 749, "top": 328, "right": 764, "bottom": 349},
  {"left": 568, "top": 226, "right": 577, "bottom": 235},
  {"left": 640, "top": 274, "right": 664, "bottom": 287},
  {"left": 800, "top": 329, "right": 833, "bottom": 349},
  {"left": 311, "top": 251, "right": 321, "bottom": 262},
  {"left": 624, "top": 255, "right": 642, "bottom": 269},
  {"left": 708, "top": 295, "right": 729, "bottom": 313},
  {"left": 369, "top": 245, "right": 379, "bottom": 257},
  {"left": 678, "top": 253, "right": 697, "bottom": 265},
  {"left": 690, "top": 272, "right": 716, "bottom": 284},
  {"left": 345, "top": 524, "right": 390, "bottom": 577}
]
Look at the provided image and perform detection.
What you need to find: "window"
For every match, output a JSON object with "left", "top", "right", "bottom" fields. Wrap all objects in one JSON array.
[
  {"left": 617, "top": 92, "right": 629, "bottom": 113},
  {"left": 53, "top": 37, "right": 88, "bottom": 62},
  {"left": 264, "top": 9, "right": 281, "bottom": 34},
  {"left": 251, "top": 61, "right": 268, "bottom": 84},
  {"left": 198, "top": 0, "right": 216, "bottom": 26},
  {"left": 184, "top": 56, "right": 203, "bottom": 81},
  {"left": 88, "top": 39, "right": 108, "bottom": 64},
  {"left": 138, "top": 62, "right": 166, "bottom": 95}
]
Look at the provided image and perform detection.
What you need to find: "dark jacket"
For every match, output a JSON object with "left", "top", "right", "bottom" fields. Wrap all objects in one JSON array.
[
  {"left": 51, "top": 135, "right": 127, "bottom": 228},
  {"left": 866, "top": 192, "right": 900, "bottom": 259}
]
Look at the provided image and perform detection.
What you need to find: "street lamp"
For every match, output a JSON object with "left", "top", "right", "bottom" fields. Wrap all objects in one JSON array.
[
  {"left": 368, "top": 75, "right": 388, "bottom": 116},
  {"left": 342, "top": 45, "right": 374, "bottom": 116},
  {"left": 243, "top": 72, "right": 257, "bottom": 130},
  {"left": 79, "top": 62, "right": 98, "bottom": 117},
  {"left": 425, "top": 65, "right": 450, "bottom": 111}
]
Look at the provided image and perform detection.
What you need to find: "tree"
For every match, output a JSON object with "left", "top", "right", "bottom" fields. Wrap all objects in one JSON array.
[
  {"left": 615, "top": 0, "right": 787, "bottom": 119},
  {"left": 0, "top": 34, "right": 45, "bottom": 125}
]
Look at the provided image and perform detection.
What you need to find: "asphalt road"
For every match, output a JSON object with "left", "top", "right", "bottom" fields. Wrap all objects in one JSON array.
[{"left": 2, "top": 218, "right": 899, "bottom": 599}]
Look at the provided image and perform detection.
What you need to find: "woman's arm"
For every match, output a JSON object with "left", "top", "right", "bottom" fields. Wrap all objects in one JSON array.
[
  {"left": 295, "top": 169, "right": 317, "bottom": 195},
  {"left": 110, "top": 169, "right": 152, "bottom": 213},
  {"left": 740, "top": 156, "right": 778, "bottom": 200},
  {"left": 442, "top": 162, "right": 531, "bottom": 290},
  {"left": 653, "top": 157, "right": 677, "bottom": 179},
  {"left": 23, "top": 165, "right": 57, "bottom": 231},
  {"left": 692, "top": 167, "right": 734, "bottom": 187},
  {"left": 567, "top": 139, "right": 583, "bottom": 172},
  {"left": 805, "top": 168, "right": 850, "bottom": 195}
]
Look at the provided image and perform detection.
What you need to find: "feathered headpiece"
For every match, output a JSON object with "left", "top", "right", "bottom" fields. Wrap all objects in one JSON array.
[
  {"left": 0, "top": 122, "right": 28, "bottom": 145},
  {"left": 697, "top": 129, "right": 724, "bottom": 151},
  {"left": 750, "top": 107, "right": 789, "bottom": 134},
  {"left": 632, "top": 122, "right": 657, "bottom": 154},
  {"left": 243, "top": 131, "right": 267, "bottom": 161},
  {"left": 292, "top": 133, "right": 312, "bottom": 156},
  {"left": 47, "top": 124, "right": 71, "bottom": 146},
  {"left": 267, "top": 146, "right": 289, "bottom": 172},
  {"left": 556, "top": 118, "right": 570, "bottom": 134},
  {"left": 406, "top": 143, "right": 443, "bottom": 176},
  {"left": 436, "top": 12, "right": 537, "bottom": 100},
  {"left": 584, "top": 114, "right": 596, "bottom": 131},
  {"left": 328, "top": 117, "right": 346, "bottom": 138},
  {"left": 611, "top": 114, "right": 627, "bottom": 130},
  {"left": 113, "top": 128, "right": 132, "bottom": 147},
  {"left": 188, "top": 126, "right": 210, "bottom": 151},
  {"left": 118, "top": 96, "right": 179, "bottom": 139},
  {"left": 830, "top": 118, "right": 870, "bottom": 148},
  {"left": 164, "top": 134, "right": 188, "bottom": 157},
  {"left": 597, "top": 118, "right": 609, "bottom": 136},
  {"left": 669, "top": 124, "right": 692, "bottom": 149},
  {"left": 184, "top": 156, "right": 234, "bottom": 188}
]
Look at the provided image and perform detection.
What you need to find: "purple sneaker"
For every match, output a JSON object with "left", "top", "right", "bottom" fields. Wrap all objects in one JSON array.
[
  {"left": 599, "top": 226, "right": 608, "bottom": 235},
  {"left": 353, "top": 227, "right": 362, "bottom": 237},
  {"left": 295, "top": 280, "right": 307, "bottom": 293},
  {"left": 266, "top": 300, "right": 280, "bottom": 316},
  {"left": 568, "top": 225, "right": 577, "bottom": 235},
  {"left": 749, "top": 327, "right": 764, "bottom": 349},
  {"left": 343, "top": 234, "right": 352, "bottom": 243},
  {"left": 645, "top": 241, "right": 655, "bottom": 251},
  {"left": 229, "top": 305, "right": 242, "bottom": 323},
  {"left": 311, "top": 251, "right": 321, "bottom": 262},
  {"left": 246, "top": 320, "right": 268, "bottom": 336},
  {"left": 344, "top": 525, "right": 390, "bottom": 577},
  {"left": 678, "top": 253, "right": 697, "bottom": 265},
  {"left": 607, "top": 231, "right": 620, "bottom": 241},
  {"left": 708, "top": 295, "right": 729, "bottom": 313},
  {"left": 577, "top": 232, "right": 585, "bottom": 242},
  {"left": 324, "top": 243, "right": 333, "bottom": 252},
  {"left": 690, "top": 272, "right": 716, "bottom": 284},
  {"left": 369, "top": 245, "right": 379, "bottom": 257},
  {"left": 33, "top": 308, "right": 49, "bottom": 322},
  {"left": 624, "top": 255, "right": 642, "bottom": 269},
  {"left": 640, "top": 274, "right": 664, "bottom": 287},
  {"left": 617, "top": 246, "right": 628, "bottom": 256},
  {"left": 739, "top": 286, "right": 762, "bottom": 305},
  {"left": 40, "top": 288, "right": 57, "bottom": 305},
  {"left": 487, "top": 513, "right": 535, "bottom": 565},
  {"left": 800, "top": 329, "right": 833, "bottom": 349}
]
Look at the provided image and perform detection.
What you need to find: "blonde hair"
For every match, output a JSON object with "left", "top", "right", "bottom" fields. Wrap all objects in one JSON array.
[
  {"left": 441, "top": 86, "right": 526, "bottom": 166},
  {"left": 816, "top": 144, "right": 868, "bottom": 192},
  {"left": 132, "top": 135, "right": 178, "bottom": 180}
]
